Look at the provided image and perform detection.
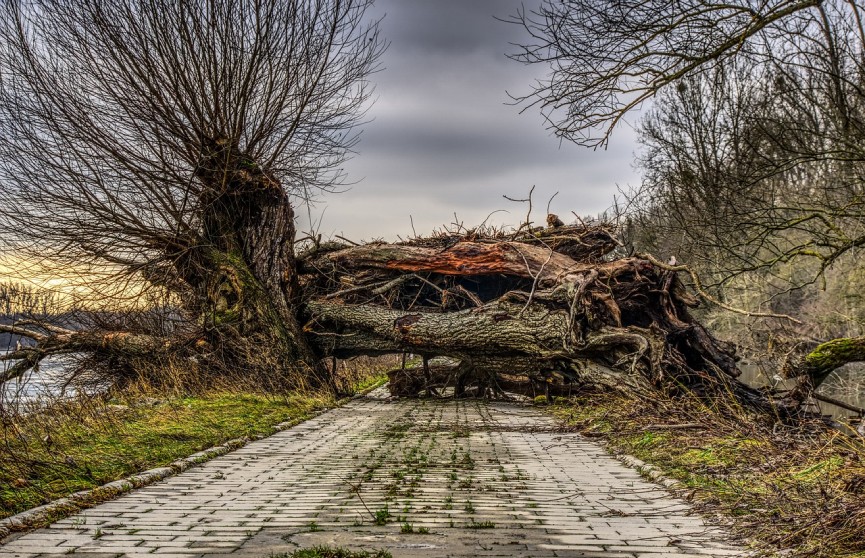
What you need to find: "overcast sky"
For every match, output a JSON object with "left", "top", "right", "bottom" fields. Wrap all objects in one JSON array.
[{"left": 301, "top": 0, "right": 642, "bottom": 241}]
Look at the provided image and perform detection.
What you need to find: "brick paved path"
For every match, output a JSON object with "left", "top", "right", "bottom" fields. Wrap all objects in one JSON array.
[{"left": 2, "top": 388, "right": 748, "bottom": 557}]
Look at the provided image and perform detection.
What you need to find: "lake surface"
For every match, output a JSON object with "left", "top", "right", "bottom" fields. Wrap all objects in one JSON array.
[{"left": 1, "top": 353, "right": 89, "bottom": 413}]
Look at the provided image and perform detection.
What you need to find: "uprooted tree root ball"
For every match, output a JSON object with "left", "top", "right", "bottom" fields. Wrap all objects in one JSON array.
[{"left": 296, "top": 220, "right": 812, "bottom": 417}]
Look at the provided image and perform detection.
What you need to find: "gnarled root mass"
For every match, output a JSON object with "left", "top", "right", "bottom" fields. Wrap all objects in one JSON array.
[
  {"left": 1, "top": 220, "right": 802, "bottom": 417},
  {"left": 297, "top": 221, "right": 793, "bottom": 416}
]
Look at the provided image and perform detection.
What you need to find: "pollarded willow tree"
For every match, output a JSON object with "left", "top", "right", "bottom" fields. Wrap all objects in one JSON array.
[
  {"left": 0, "top": 0, "right": 384, "bottom": 387},
  {"left": 509, "top": 0, "right": 865, "bottom": 392}
]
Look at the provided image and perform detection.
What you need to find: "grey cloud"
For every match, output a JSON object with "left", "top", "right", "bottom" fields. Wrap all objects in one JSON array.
[
  {"left": 308, "top": 0, "right": 642, "bottom": 240},
  {"left": 371, "top": 0, "right": 526, "bottom": 56}
]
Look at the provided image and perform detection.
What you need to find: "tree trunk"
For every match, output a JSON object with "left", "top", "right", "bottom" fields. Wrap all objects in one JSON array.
[
  {"left": 785, "top": 336, "right": 865, "bottom": 394},
  {"left": 172, "top": 141, "right": 329, "bottom": 387}
]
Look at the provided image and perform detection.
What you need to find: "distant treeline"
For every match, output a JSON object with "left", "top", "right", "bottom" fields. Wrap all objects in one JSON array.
[
  {"left": 0, "top": 281, "right": 68, "bottom": 350},
  {"left": 0, "top": 281, "right": 65, "bottom": 316}
]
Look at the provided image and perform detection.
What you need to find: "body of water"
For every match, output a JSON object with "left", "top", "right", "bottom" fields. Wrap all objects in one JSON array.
[{"left": 1, "top": 353, "right": 88, "bottom": 412}]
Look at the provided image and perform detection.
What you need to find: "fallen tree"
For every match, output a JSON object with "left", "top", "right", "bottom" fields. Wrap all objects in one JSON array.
[
  {"left": 0, "top": 0, "right": 842, "bottom": 419},
  {"left": 0, "top": 218, "right": 843, "bottom": 419},
  {"left": 295, "top": 221, "right": 788, "bottom": 413}
]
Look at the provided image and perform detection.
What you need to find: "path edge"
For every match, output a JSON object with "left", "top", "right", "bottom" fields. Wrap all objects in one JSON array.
[
  {"left": 606, "top": 443, "right": 754, "bottom": 551},
  {"left": 613, "top": 452, "right": 683, "bottom": 489}
]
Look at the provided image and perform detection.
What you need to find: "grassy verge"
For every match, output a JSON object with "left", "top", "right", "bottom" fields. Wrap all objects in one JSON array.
[
  {"left": 548, "top": 391, "right": 865, "bottom": 558},
  {"left": 1, "top": 368, "right": 389, "bottom": 520},
  {"left": 0, "top": 391, "right": 326, "bottom": 518}
]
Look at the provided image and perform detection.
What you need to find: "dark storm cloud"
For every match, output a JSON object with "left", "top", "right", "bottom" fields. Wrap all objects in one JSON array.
[{"left": 308, "top": 0, "right": 642, "bottom": 240}]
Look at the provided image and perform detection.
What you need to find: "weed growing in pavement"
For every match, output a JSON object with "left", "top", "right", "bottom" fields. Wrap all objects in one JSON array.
[{"left": 373, "top": 505, "right": 391, "bottom": 526}]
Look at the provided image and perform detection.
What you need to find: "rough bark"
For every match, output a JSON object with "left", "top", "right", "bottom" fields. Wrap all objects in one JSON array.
[{"left": 180, "top": 141, "right": 325, "bottom": 384}]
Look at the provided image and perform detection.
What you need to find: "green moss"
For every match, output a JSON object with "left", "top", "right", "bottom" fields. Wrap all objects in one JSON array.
[
  {"left": 804, "top": 337, "right": 865, "bottom": 384},
  {"left": 790, "top": 456, "right": 844, "bottom": 481},
  {"left": 351, "top": 374, "right": 389, "bottom": 395}
]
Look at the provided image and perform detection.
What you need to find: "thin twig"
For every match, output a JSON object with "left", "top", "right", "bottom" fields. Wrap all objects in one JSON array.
[
  {"left": 519, "top": 245, "right": 554, "bottom": 316},
  {"left": 546, "top": 191, "right": 559, "bottom": 216},
  {"left": 813, "top": 392, "right": 865, "bottom": 415},
  {"left": 323, "top": 281, "right": 386, "bottom": 299},
  {"left": 334, "top": 235, "right": 360, "bottom": 246},
  {"left": 505, "top": 185, "right": 535, "bottom": 239},
  {"left": 412, "top": 274, "right": 444, "bottom": 294}
]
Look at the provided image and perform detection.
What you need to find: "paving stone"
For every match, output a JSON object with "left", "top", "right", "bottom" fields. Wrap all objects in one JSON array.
[{"left": 0, "top": 389, "right": 750, "bottom": 557}]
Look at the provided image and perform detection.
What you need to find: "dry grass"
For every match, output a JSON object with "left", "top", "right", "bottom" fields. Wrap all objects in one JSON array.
[
  {"left": 550, "top": 391, "right": 865, "bottom": 557},
  {"left": 274, "top": 547, "right": 393, "bottom": 558}
]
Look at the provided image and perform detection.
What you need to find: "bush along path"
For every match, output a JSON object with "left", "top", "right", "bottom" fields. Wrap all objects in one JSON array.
[{"left": 1, "top": 388, "right": 748, "bottom": 558}]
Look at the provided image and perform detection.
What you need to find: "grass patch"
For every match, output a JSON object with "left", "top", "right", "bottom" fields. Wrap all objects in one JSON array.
[
  {"left": 275, "top": 546, "right": 392, "bottom": 558},
  {"left": 373, "top": 505, "right": 391, "bottom": 525},
  {"left": 348, "top": 373, "right": 389, "bottom": 396},
  {"left": 0, "top": 391, "right": 327, "bottom": 518},
  {"left": 1, "top": 356, "right": 394, "bottom": 522},
  {"left": 549, "top": 390, "right": 865, "bottom": 558}
]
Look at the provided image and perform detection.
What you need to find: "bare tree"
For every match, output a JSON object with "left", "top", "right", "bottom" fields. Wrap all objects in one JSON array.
[
  {"left": 0, "top": 0, "right": 384, "bottom": 387},
  {"left": 630, "top": 60, "right": 847, "bottom": 282},
  {"left": 510, "top": 0, "right": 865, "bottom": 392},
  {"left": 0, "top": 0, "right": 829, "bottom": 417},
  {"left": 509, "top": 0, "right": 834, "bottom": 146}
]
